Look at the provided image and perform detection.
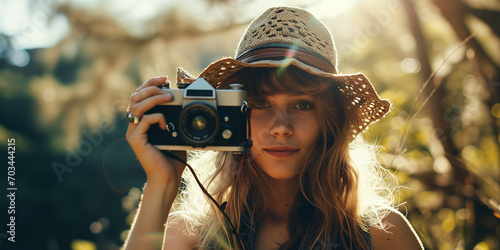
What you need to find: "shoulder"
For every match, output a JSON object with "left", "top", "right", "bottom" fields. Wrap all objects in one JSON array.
[
  {"left": 370, "top": 208, "right": 424, "bottom": 250},
  {"left": 164, "top": 213, "right": 198, "bottom": 250}
]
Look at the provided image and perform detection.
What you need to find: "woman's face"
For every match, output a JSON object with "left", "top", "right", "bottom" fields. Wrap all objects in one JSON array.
[{"left": 249, "top": 93, "right": 321, "bottom": 180}]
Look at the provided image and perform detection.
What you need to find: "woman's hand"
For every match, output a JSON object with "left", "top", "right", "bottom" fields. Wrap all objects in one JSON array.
[{"left": 126, "top": 76, "right": 186, "bottom": 186}]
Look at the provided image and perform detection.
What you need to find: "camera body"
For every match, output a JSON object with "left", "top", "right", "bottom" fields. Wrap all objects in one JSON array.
[{"left": 146, "top": 78, "right": 248, "bottom": 152}]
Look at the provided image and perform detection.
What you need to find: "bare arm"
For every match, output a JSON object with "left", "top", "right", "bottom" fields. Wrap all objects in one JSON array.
[
  {"left": 122, "top": 76, "right": 188, "bottom": 250},
  {"left": 371, "top": 208, "right": 424, "bottom": 250},
  {"left": 123, "top": 181, "right": 178, "bottom": 249}
]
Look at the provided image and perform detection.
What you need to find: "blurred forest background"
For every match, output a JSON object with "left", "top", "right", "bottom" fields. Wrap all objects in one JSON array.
[{"left": 0, "top": 0, "right": 499, "bottom": 249}]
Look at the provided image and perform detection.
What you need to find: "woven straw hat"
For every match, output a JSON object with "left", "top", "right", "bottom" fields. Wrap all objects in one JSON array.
[{"left": 184, "top": 6, "right": 390, "bottom": 136}]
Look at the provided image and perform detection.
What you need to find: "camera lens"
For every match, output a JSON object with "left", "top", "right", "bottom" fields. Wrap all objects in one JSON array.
[
  {"left": 179, "top": 103, "right": 219, "bottom": 146},
  {"left": 192, "top": 116, "right": 207, "bottom": 131}
]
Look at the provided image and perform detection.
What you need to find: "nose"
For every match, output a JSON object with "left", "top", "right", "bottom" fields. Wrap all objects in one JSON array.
[{"left": 269, "top": 109, "right": 294, "bottom": 137}]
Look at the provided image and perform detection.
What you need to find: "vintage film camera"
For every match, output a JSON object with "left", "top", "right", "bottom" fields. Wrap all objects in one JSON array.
[{"left": 146, "top": 78, "right": 249, "bottom": 152}]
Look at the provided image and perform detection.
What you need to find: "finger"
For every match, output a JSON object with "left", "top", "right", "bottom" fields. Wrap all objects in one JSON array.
[
  {"left": 130, "top": 86, "right": 171, "bottom": 108},
  {"left": 128, "top": 113, "right": 167, "bottom": 141},
  {"left": 130, "top": 93, "right": 173, "bottom": 118},
  {"left": 136, "top": 76, "right": 168, "bottom": 92},
  {"left": 126, "top": 87, "right": 171, "bottom": 138}
]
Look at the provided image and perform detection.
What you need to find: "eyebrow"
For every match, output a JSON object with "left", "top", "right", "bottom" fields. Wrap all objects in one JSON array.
[{"left": 283, "top": 93, "right": 313, "bottom": 98}]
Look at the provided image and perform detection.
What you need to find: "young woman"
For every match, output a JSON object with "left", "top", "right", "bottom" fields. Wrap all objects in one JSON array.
[{"left": 124, "top": 6, "right": 423, "bottom": 250}]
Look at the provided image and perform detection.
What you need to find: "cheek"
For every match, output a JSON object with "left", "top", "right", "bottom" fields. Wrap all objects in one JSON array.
[
  {"left": 300, "top": 116, "right": 321, "bottom": 144},
  {"left": 249, "top": 117, "right": 272, "bottom": 146}
]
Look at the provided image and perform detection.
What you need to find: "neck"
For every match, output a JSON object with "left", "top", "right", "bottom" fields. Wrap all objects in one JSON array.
[{"left": 261, "top": 176, "right": 300, "bottom": 223}]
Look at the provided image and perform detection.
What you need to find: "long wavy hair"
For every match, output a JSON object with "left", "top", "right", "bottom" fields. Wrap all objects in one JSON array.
[{"left": 169, "top": 66, "right": 395, "bottom": 249}]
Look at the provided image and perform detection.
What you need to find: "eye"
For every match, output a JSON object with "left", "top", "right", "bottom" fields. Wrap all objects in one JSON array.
[
  {"left": 250, "top": 101, "right": 271, "bottom": 110},
  {"left": 293, "top": 101, "right": 313, "bottom": 111}
]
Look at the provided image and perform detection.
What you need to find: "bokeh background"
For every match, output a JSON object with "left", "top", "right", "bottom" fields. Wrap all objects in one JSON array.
[{"left": 0, "top": 0, "right": 499, "bottom": 249}]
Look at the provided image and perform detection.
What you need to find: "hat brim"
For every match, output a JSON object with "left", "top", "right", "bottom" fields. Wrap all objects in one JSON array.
[{"left": 195, "top": 57, "right": 391, "bottom": 136}]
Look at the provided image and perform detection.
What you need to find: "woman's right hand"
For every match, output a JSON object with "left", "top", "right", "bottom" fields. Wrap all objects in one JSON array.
[{"left": 126, "top": 76, "right": 187, "bottom": 187}]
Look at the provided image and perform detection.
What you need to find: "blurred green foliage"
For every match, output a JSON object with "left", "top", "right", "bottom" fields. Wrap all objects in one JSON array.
[{"left": 0, "top": 0, "right": 499, "bottom": 249}]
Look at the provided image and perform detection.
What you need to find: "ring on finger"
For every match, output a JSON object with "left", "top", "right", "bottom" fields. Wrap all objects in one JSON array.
[{"left": 127, "top": 112, "right": 141, "bottom": 124}]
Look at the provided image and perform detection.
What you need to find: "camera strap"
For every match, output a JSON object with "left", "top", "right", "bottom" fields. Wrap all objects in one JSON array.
[{"left": 162, "top": 150, "right": 246, "bottom": 249}]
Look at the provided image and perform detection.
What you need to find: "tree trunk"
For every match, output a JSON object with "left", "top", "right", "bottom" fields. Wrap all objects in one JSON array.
[{"left": 401, "top": 0, "right": 475, "bottom": 248}]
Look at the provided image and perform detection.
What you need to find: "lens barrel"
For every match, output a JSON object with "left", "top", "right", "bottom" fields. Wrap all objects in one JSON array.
[{"left": 179, "top": 103, "right": 219, "bottom": 147}]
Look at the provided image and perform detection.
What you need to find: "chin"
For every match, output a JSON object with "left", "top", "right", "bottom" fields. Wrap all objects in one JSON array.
[{"left": 259, "top": 163, "right": 300, "bottom": 180}]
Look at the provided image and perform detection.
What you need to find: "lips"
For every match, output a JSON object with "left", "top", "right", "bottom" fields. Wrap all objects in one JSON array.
[{"left": 264, "top": 146, "right": 300, "bottom": 158}]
